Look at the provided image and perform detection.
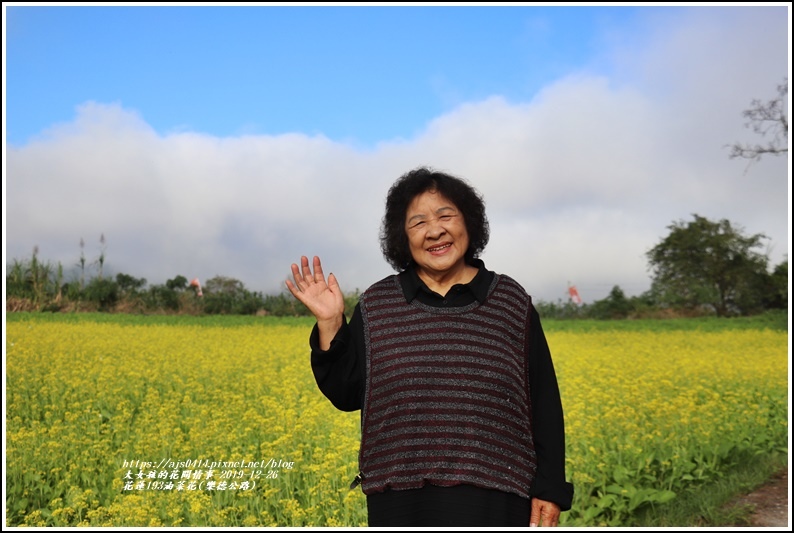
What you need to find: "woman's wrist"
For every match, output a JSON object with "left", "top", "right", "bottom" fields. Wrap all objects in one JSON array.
[{"left": 316, "top": 315, "right": 344, "bottom": 351}]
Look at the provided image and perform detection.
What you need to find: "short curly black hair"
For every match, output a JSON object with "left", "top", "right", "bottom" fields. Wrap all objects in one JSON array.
[{"left": 379, "top": 167, "right": 490, "bottom": 271}]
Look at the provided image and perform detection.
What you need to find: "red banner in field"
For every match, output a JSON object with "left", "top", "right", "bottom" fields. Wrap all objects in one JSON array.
[
  {"left": 189, "top": 278, "right": 203, "bottom": 297},
  {"left": 568, "top": 284, "right": 582, "bottom": 305}
]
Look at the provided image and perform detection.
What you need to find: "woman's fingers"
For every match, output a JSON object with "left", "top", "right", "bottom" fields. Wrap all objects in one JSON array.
[
  {"left": 301, "top": 255, "right": 314, "bottom": 283},
  {"left": 312, "top": 256, "right": 325, "bottom": 283},
  {"left": 289, "top": 256, "right": 329, "bottom": 292},
  {"left": 290, "top": 261, "right": 306, "bottom": 290}
]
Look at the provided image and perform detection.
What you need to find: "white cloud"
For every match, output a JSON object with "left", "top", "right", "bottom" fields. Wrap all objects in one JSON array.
[{"left": 5, "top": 8, "right": 789, "bottom": 304}]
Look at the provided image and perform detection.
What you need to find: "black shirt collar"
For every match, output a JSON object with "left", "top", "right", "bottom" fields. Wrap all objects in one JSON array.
[{"left": 399, "top": 258, "right": 494, "bottom": 304}]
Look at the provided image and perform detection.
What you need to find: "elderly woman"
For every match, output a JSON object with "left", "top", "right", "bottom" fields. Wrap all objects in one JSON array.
[{"left": 287, "top": 167, "right": 573, "bottom": 527}]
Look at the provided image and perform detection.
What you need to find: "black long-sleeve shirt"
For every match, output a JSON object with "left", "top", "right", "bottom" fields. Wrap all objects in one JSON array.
[{"left": 309, "top": 260, "right": 574, "bottom": 520}]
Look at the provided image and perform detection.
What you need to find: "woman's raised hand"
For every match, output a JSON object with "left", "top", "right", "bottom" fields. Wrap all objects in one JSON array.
[{"left": 286, "top": 256, "right": 345, "bottom": 323}]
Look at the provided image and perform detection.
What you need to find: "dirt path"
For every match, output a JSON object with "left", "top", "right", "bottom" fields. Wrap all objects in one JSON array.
[{"left": 724, "top": 469, "right": 789, "bottom": 527}]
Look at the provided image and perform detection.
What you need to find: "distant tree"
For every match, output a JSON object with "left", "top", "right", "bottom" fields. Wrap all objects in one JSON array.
[
  {"left": 759, "top": 258, "right": 788, "bottom": 310},
  {"left": 78, "top": 237, "right": 86, "bottom": 289},
  {"left": 166, "top": 275, "right": 188, "bottom": 291},
  {"left": 96, "top": 233, "right": 107, "bottom": 280},
  {"left": 6, "top": 259, "right": 27, "bottom": 299},
  {"left": 5, "top": 251, "right": 53, "bottom": 302},
  {"left": 263, "top": 292, "right": 309, "bottom": 316},
  {"left": 204, "top": 276, "right": 246, "bottom": 295},
  {"left": 646, "top": 214, "right": 770, "bottom": 317},
  {"left": 771, "top": 259, "right": 788, "bottom": 308},
  {"left": 84, "top": 277, "right": 119, "bottom": 311},
  {"left": 116, "top": 272, "right": 147, "bottom": 294},
  {"left": 343, "top": 288, "right": 362, "bottom": 317},
  {"left": 144, "top": 284, "right": 180, "bottom": 311},
  {"left": 27, "top": 246, "right": 58, "bottom": 304},
  {"left": 588, "top": 285, "right": 633, "bottom": 319},
  {"left": 203, "top": 276, "right": 264, "bottom": 315},
  {"left": 727, "top": 77, "right": 788, "bottom": 165},
  {"left": 533, "top": 298, "right": 583, "bottom": 320}
]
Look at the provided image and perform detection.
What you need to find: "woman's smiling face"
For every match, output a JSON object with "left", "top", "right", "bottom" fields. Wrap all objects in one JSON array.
[{"left": 404, "top": 189, "right": 470, "bottom": 278}]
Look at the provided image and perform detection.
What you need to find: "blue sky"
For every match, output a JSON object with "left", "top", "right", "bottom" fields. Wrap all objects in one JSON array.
[
  {"left": 3, "top": 3, "right": 791, "bottom": 304},
  {"left": 6, "top": 5, "right": 643, "bottom": 147}
]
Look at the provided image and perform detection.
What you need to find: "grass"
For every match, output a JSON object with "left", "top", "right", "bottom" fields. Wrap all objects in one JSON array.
[
  {"left": 7, "top": 308, "right": 788, "bottom": 332},
  {"left": 628, "top": 452, "right": 788, "bottom": 527},
  {"left": 4, "top": 311, "right": 314, "bottom": 328},
  {"left": 543, "top": 309, "right": 788, "bottom": 333}
]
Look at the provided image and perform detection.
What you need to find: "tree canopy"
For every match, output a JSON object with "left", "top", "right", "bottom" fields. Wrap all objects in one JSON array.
[{"left": 646, "top": 214, "right": 772, "bottom": 317}]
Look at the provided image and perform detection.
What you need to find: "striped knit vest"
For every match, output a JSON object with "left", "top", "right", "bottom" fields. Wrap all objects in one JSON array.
[{"left": 358, "top": 273, "right": 537, "bottom": 499}]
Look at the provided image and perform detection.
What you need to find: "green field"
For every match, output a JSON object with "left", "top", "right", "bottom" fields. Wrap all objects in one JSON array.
[{"left": 5, "top": 312, "right": 788, "bottom": 526}]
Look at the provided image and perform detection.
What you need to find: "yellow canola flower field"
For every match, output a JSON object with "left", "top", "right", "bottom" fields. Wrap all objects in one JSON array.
[
  {"left": 554, "top": 329, "right": 788, "bottom": 525},
  {"left": 5, "top": 317, "right": 788, "bottom": 527},
  {"left": 7, "top": 319, "right": 366, "bottom": 527}
]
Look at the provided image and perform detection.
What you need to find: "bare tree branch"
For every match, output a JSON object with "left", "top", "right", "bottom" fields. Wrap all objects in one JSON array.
[{"left": 726, "top": 77, "right": 788, "bottom": 166}]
